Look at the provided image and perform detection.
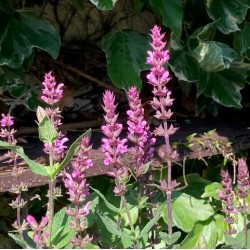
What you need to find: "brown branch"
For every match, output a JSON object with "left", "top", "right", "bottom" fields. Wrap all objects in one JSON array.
[{"left": 53, "top": 60, "right": 125, "bottom": 96}]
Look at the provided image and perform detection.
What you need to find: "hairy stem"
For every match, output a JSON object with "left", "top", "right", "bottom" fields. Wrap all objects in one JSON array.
[{"left": 121, "top": 195, "right": 139, "bottom": 248}]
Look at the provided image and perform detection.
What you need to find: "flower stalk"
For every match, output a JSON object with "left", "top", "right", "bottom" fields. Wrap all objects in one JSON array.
[{"left": 146, "top": 25, "right": 179, "bottom": 236}]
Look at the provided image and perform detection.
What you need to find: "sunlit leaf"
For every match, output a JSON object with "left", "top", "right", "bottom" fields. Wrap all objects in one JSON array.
[{"left": 205, "top": 0, "right": 250, "bottom": 34}]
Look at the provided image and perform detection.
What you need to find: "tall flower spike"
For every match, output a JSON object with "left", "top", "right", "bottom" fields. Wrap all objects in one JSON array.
[
  {"left": 101, "top": 90, "right": 127, "bottom": 169},
  {"left": 217, "top": 170, "right": 237, "bottom": 235},
  {"left": 63, "top": 136, "right": 93, "bottom": 248},
  {"left": 127, "top": 86, "right": 155, "bottom": 176},
  {"left": 101, "top": 90, "right": 128, "bottom": 196},
  {"left": 40, "top": 72, "right": 68, "bottom": 162},
  {"left": 146, "top": 25, "right": 178, "bottom": 236},
  {"left": 146, "top": 25, "right": 177, "bottom": 155}
]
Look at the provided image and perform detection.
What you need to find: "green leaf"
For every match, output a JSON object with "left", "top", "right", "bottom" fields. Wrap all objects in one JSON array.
[
  {"left": 169, "top": 50, "right": 200, "bottom": 82},
  {"left": 149, "top": 0, "right": 183, "bottom": 37},
  {"left": 138, "top": 212, "right": 161, "bottom": 239},
  {"left": 84, "top": 243, "right": 100, "bottom": 249},
  {"left": 191, "top": 42, "right": 237, "bottom": 72},
  {"left": 201, "top": 182, "right": 222, "bottom": 200},
  {"left": 121, "top": 228, "right": 133, "bottom": 248},
  {"left": 236, "top": 22, "right": 250, "bottom": 56},
  {"left": 8, "top": 233, "right": 27, "bottom": 248},
  {"left": 180, "top": 219, "right": 217, "bottom": 249},
  {"left": 9, "top": 83, "right": 31, "bottom": 98},
  {"left": 102, "top": 30, "right": 150, "bottom": 90},
  {"left": 197, "top": 68, "right": 246, "bottom": 108},
  {"left": 89, "top": 0, "right": 118, "bottom": 10},
  {"left": 205, "top": 0, "right": 250, "bottom": 34},
  {"left": 90, "top": 186, "right": 119, "bottom": 213},
  {"left": 225, "top": 225, "right": 250, "bottom": 249},
  {"left": 177, "top": 173, "right": 210, "bottom": 198},
  {"left": 98, "top": 213, "right": 133, "bottom": 239},
  {"left": 51, "top": 207, "right": 76, "bottom": 249},
  {"left": 0, "top": 10, "right": 60, "bottom": 68},
  {"left": 172, "top": 192, "right": 215, "bottom": 232},
  {"left": 57, "top": 129, "right": 91, "bottom": 176},
  {"left": 214, "top": 214, "right": 225, "bottom": 245},
  {"left": 0, "top": 140, "right": 49, "bottom": 177},
  {"left": 38, "top": 116, "right": 58, "bottom": 143},
  {"left": 159, "top": 231, "right": 181, "bottom": 246}
]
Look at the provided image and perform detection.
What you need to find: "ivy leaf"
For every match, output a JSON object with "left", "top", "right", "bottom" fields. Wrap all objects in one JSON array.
[
  {"left": 172, "top": 192, "right": 215, "bottom": 232},
  {"left": 0, "top": 10, "right": 60, "bottom": 68},
  {"left": 241, "top": 23, "right": 250, "bottom": 54},
  {"left": 191, "top": 41, "right": 237, "bottom": 72},
  {"left": 201, "top": 182, "right": 222, "bottom": 200},
  {"left": 149, "top": 0, "right": 183, "bottom": 37},
  {"left": 169, "top": 50, "right": 200, "bottom": 82},
  {"left": 180, "top": 219, "right": 217, "bottom": 249},
  {"left": 89, "top": 0, "right": 118, "bottom": 10},
  {"left": 205, "top": 0, "right": 250, "bottom": 34},
  {"left": 197, "top": 68, "right": 246, "bottom": 108},
  {"left": 102, "top": 30, "right": 150, "bottom": 91}
]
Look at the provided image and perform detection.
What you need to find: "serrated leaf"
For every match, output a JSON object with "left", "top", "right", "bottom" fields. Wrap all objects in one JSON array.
[
  {"left": 205, "top": 0, "right": 250, "bottom": 34},
  {"left": 138, "top": 212, "right": 160, "bottom": 239},
  {"left": 159, "top": 231, "right": 181, "bottom": 246},
  {"left": 8, "top": 233, "right": 27, "bottom": 248},
  {"left": 172, "top": 192, "right": 215, "bottom": 232},
  {"left": 102, "top": 30, "right": 150, "bottom": 90},
  {"left": 38, "top": 116, "right": 58, "bottom": 143},
  {"left": 90, "top": 186, "right": 119, "bottom": 213},
  {"left": 0, "top": 140, "right": 49, "bottom": 177},
  {"left": 191, "top": 41, "right": 237, "bottom": 72},
  {"left": 0, "top": 10, "right": 60, "bottom": 68},
  {"left": 180, "top": 219, "right": 217, "bottom": 249},
  {"left": 57, "top": 129, "right": 91, "bottom": 176},
  {"left": 201, "top": 182, "right": 222, "bottom": 200},
  {"left": 149, "top": 0, "right": 183, "bottom": 37},
  {"left": 98, "top": 213, "right": 133, "bottom": 239},
  {"left": 89, "top": 0, "right": 118, "bottom": 10},
  {"left": 197, "top": 68, "right": 246, "bottom": 108},
  {"left": 169, "top": 50, "right": 200, "bottom": 82},
  {"left": 51, "top": 207, "right": 76, "bottom": 248}
]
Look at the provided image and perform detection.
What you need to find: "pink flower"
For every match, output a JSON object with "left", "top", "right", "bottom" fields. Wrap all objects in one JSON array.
[
  {"left": 0, "top": 114, "right": 14, "bottom": 127},
  {"left": 101, "top": 90, "right": 128, "bottom": 169},
  {"left": 63, "top": 136, "right": 93, "bottom": 241},
  {"left": 127, "top": 86, "right": 155, "bottom": 176},
  {"left": 26, "top": 215, "right": 49, "bottom": 248},
  {"left": 41, "top": 71, "right": 64, "bottom": 105}
]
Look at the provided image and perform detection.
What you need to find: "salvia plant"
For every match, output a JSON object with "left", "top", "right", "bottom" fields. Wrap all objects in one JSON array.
[{"left": 0, "top": 25, "right": 249, "bottom": 249}]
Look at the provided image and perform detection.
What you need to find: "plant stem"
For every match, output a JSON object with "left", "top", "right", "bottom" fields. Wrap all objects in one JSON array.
[
  {"left": 48, "top": 143, "right": 55, "bottom": 247},
  {"left": 163, "top": 119, "right": 173, "bottom": 236},
  {"left": 121, "top": 195, "right": 139, "bottom": 248},
  {"left": 48, "top": 178, "right": 56, "bottom": 247}
]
